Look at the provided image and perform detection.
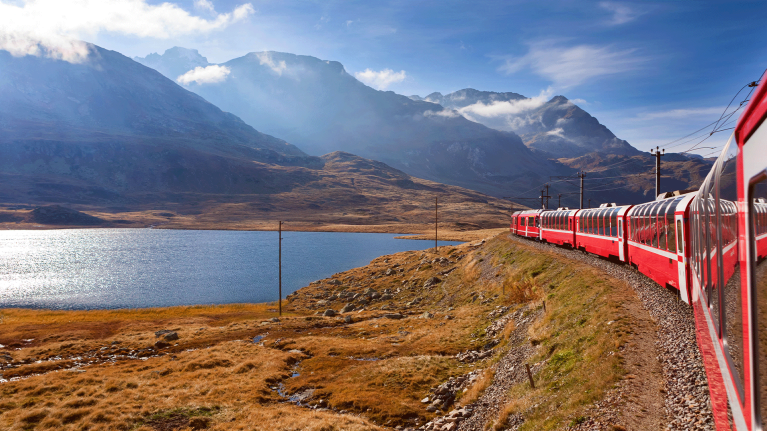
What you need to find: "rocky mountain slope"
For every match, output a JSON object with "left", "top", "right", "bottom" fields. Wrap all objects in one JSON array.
[
  {"left": 135, "top": 48, "right": 568, "bottom": 197},
  {"left": 417, "top": 90, "right": 639, "bottom": 159}
]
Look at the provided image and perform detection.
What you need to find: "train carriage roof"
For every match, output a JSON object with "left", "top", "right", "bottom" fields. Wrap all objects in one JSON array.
[{"left": 736, "top": 69, "right": 767, "bottom": 144}]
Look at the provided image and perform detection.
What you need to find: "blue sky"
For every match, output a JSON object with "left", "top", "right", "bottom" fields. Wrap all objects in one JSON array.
[{"left": 2, "top": 0, "right": 766, "bottom": 155}]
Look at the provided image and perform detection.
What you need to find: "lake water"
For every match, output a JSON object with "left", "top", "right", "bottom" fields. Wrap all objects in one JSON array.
[{"left": 0, "top": 229, "right": 462, "bottom": 310}]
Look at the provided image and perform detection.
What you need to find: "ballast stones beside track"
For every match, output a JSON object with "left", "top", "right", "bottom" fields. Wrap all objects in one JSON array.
[{"left": 506, "top": 234, "right": 715, "bottom": 431}]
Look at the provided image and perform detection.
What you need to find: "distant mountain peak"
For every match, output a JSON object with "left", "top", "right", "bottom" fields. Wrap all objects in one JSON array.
[{"left": 134, "top": 46, "right": 210, "bottom": 80}]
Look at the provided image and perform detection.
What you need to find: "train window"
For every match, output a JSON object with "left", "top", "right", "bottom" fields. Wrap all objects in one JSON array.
[
  {"left": 644, "top": 205, "right": 652, "bottom": 245},
  {"left": 600, "top": 209, "right": 607, "bottom": 236},
  {"left": 751, "top": 175, "right": 767, "bottom": 424},
  {"left": 676, "top": 220, "right": 683, "bottom": 254},
  {"left": 611, "top": 209, "right": 618, "bottom": 237},
  {"left": 719, "top": 138, "right": 744, "bottom": 397},
  {"left": 666, "top": 201, "right": 676, "bottom": 253},
  {"left": 652, "top": 202, "right": 662, "bottom": 248},
  {"left": 657, "top": 201, "right": 669, "bottom": 250}
]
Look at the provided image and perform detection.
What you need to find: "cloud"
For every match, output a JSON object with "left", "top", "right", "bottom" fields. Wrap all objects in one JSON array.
[
  {"left": 0, "top": 0, "right": 254, "bottom": 63},
  {"left": 177, "top": 65, "right": 231, "bottom": 85},
  {"left": 456, "top": 88, "right": 555, "bottom": 132},
  {"left": 255, "top": 52, "right": 287, "bottom": 75},
  {"left": 635, "top": 107, "right": 726, "bottom": 121},
  {"left": 354, "top": 68, "right": 406, "bottom": 90},
  {"left": 599, "top": 2, "right": 641, "bottom": 25},
  {"left": 194, "top": 0, "right": 216, "bottom": 13},
  {"left": 546, "top": 128, "right": 566, "bottom": 138},
  {"left": 499, "top": 40, "right": 644, "bottom": 88},
  {"left": 424, "top": 109, "right": 460, "bottom": 119}
]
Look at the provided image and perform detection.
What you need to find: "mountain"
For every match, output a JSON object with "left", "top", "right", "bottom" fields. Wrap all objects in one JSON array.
[
  {"left": 135, "top": 48, "right": 569, "bottom": 197},
  {"left": 133, "top": 47, "right": 210, "bottom": 82},
  {"left": 417, "top": 89, "right": 639, "bottom": 159},
  {"left": 0, "top": 43, "right": 324, "bottom": 207}
]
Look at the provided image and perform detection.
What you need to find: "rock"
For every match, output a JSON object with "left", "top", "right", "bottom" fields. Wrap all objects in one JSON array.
[
  {"left": 421, "top": 312, "right": 434, "bottom": 319},
  {"left": 155, "top": 329, "right": 174, "bottom": 337},
  {"left": 424, "top": 277, "right": 442, "bottom": 288},
  {"left": 421, "top": 397, "right": 430, "bottom": 403},
  {"left": 154, "top": 340, "right": 170, "bottom": 349},
  {"left": 344, "top": 315, "right": 353, "bottom": 324},
  {"left": 163, "top": 331, "right": 179, "bottom": 341},
  {"left": 270, "top": 317, "right": 280, "bottom": 322},
  {"left": 384, "top": 313, "right": 405, "bottom": 320},
  {"left": 444, "top": 315, "right": 454, "bottom": 320},
  {"left": 426, "top": 405, "right": 437, "bottom": 412},
  {"left": 323, "top": 309, "right": 336, "bottom": 317},
  {"left": 316, "top": 300, "right": 328, "bottom": 306},
  {"left": 381, "top": 294, "right": 393, "bottom": 300},
  {"left": 328, "top": 279, "right": 342, "bottom": 286},
  {"left": 341, "top": 303, "right": 355, "bottom": 313}
]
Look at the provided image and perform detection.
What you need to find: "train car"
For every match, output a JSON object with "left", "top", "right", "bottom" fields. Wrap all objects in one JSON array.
[
  {"left": 512, "top": 209, "right": 550, "bottom": 239},
  {"left": 685, "top": 69, "right": 767, "bottom": 430},
  {"left": 540, "top": 208, "right": 577, "bottom": 246},
  {"left": 625, "top": 194, "right": 694, "bottom": 299},
  {"left": 574, "top": 205, "right": 632, "bottom": 261},
  {"left": 510, "top": 211, "right": 521, "bottom": 235}
]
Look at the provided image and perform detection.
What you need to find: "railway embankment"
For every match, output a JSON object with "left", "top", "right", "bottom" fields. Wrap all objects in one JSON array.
[
  {"left": 0, "top": 232, "right": 708, "bottom": 430},
  {"left": 503, "top": 234, "right": 715, "bottom": 431}
]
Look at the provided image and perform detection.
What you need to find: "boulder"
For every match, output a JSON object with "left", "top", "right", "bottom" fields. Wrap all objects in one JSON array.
[
  {"left": 323, "top": 309, "right": 336, "bottom": 317},
  {"left": 384, "top": 313, "right": 405, "bottom": 320},
  {"left": 421, "top": 312, "right": 434, "bottom": 319},
  {"left": 341, "top": 303, "right": 355, "bottom": 313},
  {"left": 344, "top": 315, "right": 353, "bottom": 324},
  {"left": 163, "top": 331, "right": 179, "bottom": 341},
  {"left": 424, "top": 277, "right": 442, "bottom": 288}
]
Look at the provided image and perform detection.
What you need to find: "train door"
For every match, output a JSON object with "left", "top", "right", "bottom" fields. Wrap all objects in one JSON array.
[
  {"left": 676, "top": 213, "right": 690, "bottom": 303},
  {"left": 618, "top": 216, "right": 625, "bottom": 261}
]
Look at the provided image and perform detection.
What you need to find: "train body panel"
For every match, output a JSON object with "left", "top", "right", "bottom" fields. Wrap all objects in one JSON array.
[
  {"left": 574, "top": 206, "right": 630, "bottom": 261},
  {"left": 540, "top": 209, "right": 577, "bottom": 246}
]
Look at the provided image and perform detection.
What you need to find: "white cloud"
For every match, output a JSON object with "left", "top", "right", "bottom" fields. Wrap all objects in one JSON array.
[
  {"left": 176, "top": 65, "right": 230, "bottom": 85},
  {"left": 635, "top": 107, "right": 726, "bottom": 121},
  {"left": 354, "top": 68, "right": 406, "bottom": 90},
  {"left": 255, "top": 52, "right": 287, "bottom": 75},
  {"left": 194, "top": 0, "right": 215, "bottom": 13},
  {"left": 424, "top": 109, "right": 460, "bottom": 119},
  {"left": 599, "top": 2, "right": 641, "bottom": 25},
  {"left": 546, "top": 128, "right": 566, "bottom": 138},
  {"left": 0, "top": 0, "right": 254, "bottom": 63},
  {"left": 456, "top": 88, "right": 555, "bottom": 132},
  {"left": 499, "top": 40, "right": 644, "bottom": 88},
  {"left": 570, "top": 98, "right": 588, "bottom": 105}
]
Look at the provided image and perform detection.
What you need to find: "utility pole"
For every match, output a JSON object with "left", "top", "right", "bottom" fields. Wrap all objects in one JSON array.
[
  {"left": 578, "top": 171, "right": 586, "bottom": 209},
  {"left": 588, "top": 199, "right": 592, "bottom": 209},
  {"left": 434, "top": 196, "right": 438, "bottom": 253},
  {"left": 558, "top": 193, "right": 562, "bottom": 209},
  {"left": 650, "top": 146, "right": 665, "bottom": 197},
  {"left": 544, "top": 184, "right": 551, "bottom": 209},
  {"left": 278, "top": 221, "right": 282, "bottom": 317}
]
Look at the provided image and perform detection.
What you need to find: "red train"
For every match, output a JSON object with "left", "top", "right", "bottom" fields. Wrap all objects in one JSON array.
[{"left": 511, "top": 70, "right": 767, "bottom": 430}]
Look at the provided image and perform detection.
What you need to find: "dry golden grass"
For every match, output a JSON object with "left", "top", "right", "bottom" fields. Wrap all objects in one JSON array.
[
  {"left": 457, "top": 368, "right": 495, "bottom": 406},
  {"left": 0, "top": 232, "right": 636, "bottom": 430}
]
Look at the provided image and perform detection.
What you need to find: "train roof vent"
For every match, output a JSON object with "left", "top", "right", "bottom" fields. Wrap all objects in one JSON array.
[
  {"left": 757, "top": 198, "right": 767, "bottom": 203},
  {"left": 557, "top": 207, "right": 570, "bottom": 210},
  {"left": 599, "top": 203, "right": 616, "bottom": 208}
]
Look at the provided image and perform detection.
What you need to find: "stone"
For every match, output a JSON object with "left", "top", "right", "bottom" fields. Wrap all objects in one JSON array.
[
  {"left": 341, "top": 303, "right": 355, "bottom": 313},
  {"left": 421, "top": 312, "right": 434, "bottom": 319},
  {"left": 384, "top": 313, "right": 405, "bottom": 320},
  {"left": 328, "top": 279, "right": 342, "bottom": 286},
  {"left": 154, "top": 329, "right": 174, "bottom": 337},
  {"left": 421, "top": 397, "right": 430, "bottom": 403},
  {"left": 323, "top": 309, "right": 336, "bottom": 317},
  {"left": 344, "top": 315, "right": 353, "bottom": 324},
  {"left": 154, "top": 340, "right": 170, "bottom": 349},
  {"left": 381, "top": 294, "right": 393, "bottom": 300},
  {"left": 163, "top": 331, "right": 179, "bottom": 341},
  {"left": 444, "top": 315, "right": 454, "bottom": 320},
  {"left": 316, "top": 300, "right": 328, "bottom": 306},
  {"left": 426, "top": 405, "right": 437, "bottom": 412},
  {"left": 270, "top": 317, "right": 280, "bottom": 322},
  {"left": 424, "top": 277, "right": 442, "bottom": 288}
]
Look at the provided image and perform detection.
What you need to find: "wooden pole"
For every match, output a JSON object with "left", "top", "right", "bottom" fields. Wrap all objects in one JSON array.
[
  {"left": 279, "top": 221, "right": 282, "bottom": 317},
  {"left": 525, "top": 363, "right": 535, "bottom": 389},
  {"left": 434, "top": 196, "right": 438, "bottom": 253}
]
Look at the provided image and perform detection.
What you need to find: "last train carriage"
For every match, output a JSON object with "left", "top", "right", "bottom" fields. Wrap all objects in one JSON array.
[{"left": 509, "top": 69, "right": 767, "bottom": 430}]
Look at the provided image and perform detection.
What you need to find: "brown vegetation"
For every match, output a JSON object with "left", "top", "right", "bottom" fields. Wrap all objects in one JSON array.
[{"left": 1, "top": 232, "right": 650, "bottom": 430}]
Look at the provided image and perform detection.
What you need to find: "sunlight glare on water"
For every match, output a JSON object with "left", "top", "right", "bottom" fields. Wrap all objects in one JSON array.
[{"left": 0, "top": 229, "right": 460, "bottom": 310}]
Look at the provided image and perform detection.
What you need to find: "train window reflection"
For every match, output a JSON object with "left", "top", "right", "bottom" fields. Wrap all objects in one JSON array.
[
  {"left": 720, "top": 138, "right": 743, "bottom": 396},
  {"left": 752, "top": 177, "right": 767, "bottom": 424}
]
